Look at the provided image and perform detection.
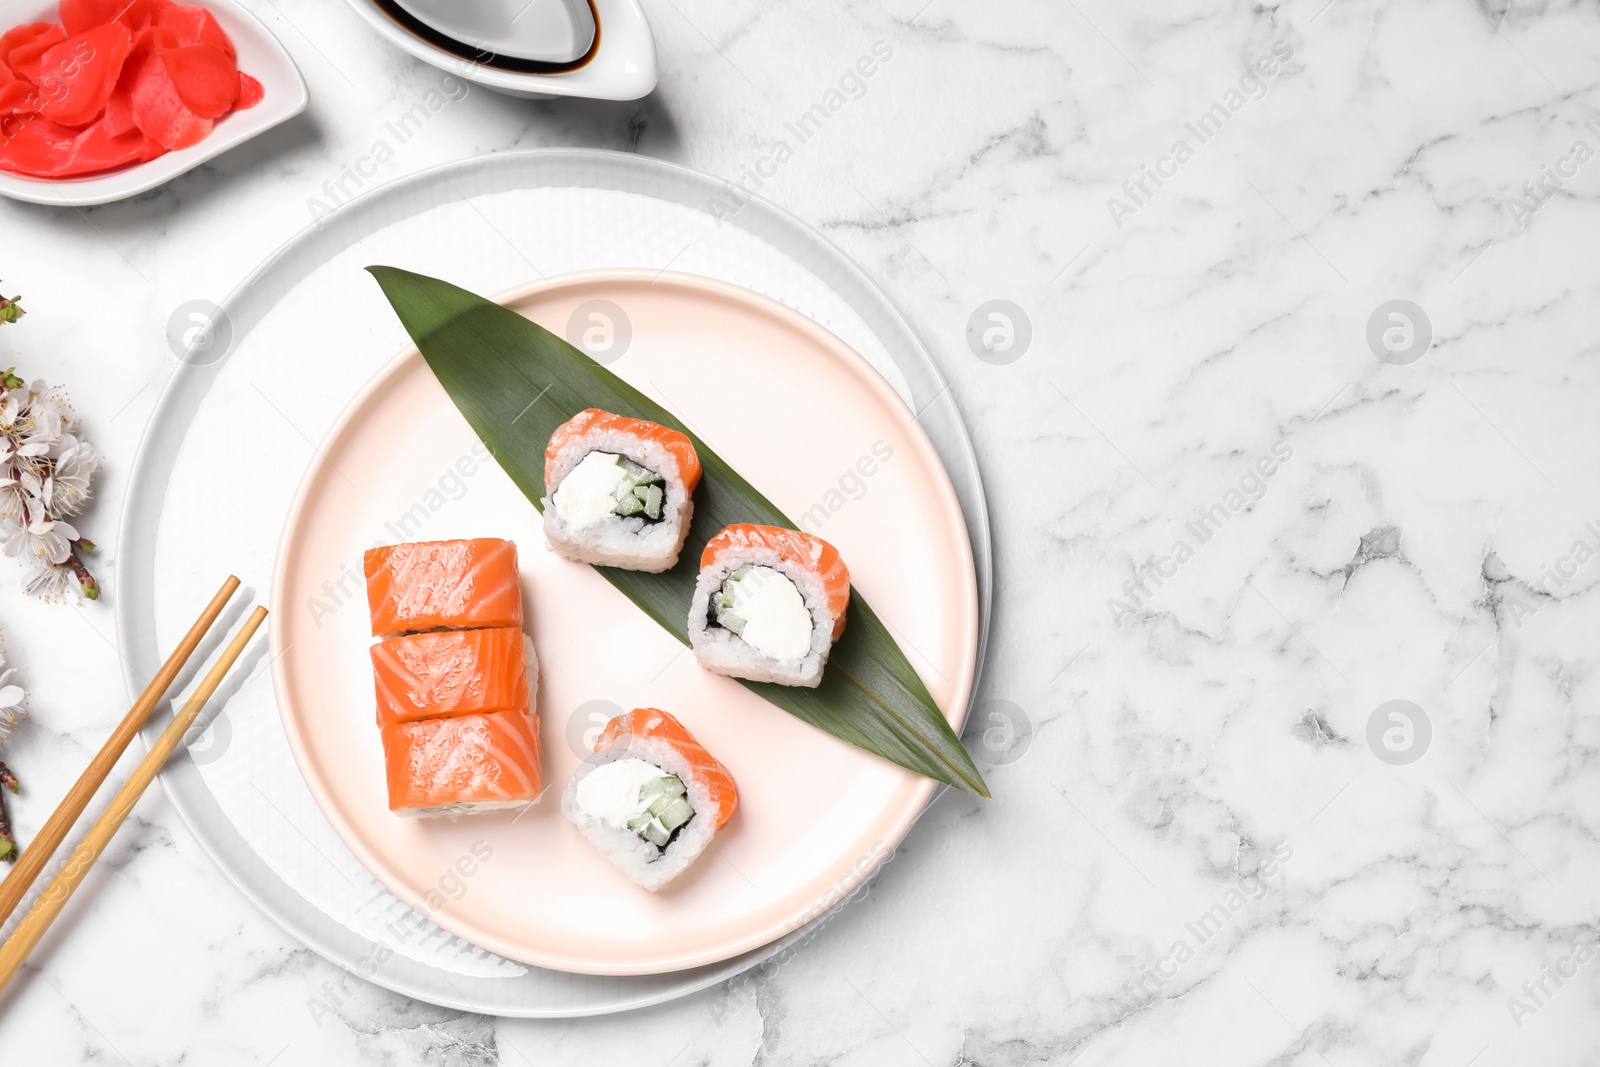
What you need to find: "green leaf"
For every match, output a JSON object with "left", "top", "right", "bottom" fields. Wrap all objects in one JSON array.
[{"left": 367, "top": 266, "right": 989, "bottom": 798}]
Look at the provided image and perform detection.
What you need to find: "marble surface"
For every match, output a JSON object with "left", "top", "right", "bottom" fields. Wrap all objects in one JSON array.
[{"left": 1, "top": 0, "right": 1598, "bottom": 1062}]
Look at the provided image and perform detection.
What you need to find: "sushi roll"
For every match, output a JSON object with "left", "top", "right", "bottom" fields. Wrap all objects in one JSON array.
[
  {"left": 371, "top": 626, "right": 538, "bottom": 727},
  {"left": 383, "top": 708, "right": 543, "bottom": 817},
  {"left": 562, "top": 708, "right": 737, "bottom": 891},
  {"left": 541, "top": 409, "right": 701, "bottom": 573},
  {"left": 364, "top": 538, "right": 523, "bottom": 637},
  {"left": 688, "top": 524, "right": 850, "bottom": 688},
  {"left": 365, "top": 537, "right": 541, "bottom": 818}
]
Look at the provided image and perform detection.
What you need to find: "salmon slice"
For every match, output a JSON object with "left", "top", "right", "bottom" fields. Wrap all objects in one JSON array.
[
  {"left": 383, "top": 709, "right": 543, "bottom": 815},
  {"left": 544, "top": 408, "right": 702, "bottom": 495},
  {"left": 701, "top": 524, "right": 850, "bottom": 639},
  {"left": 371, "top": 626, "right": 531, "bottom": 727},
  {"left": 363, "top": 538, "right": 523, "bottom": 638},
  {"left": 595, "top": 708, "right": 738, "bottom": 829}
]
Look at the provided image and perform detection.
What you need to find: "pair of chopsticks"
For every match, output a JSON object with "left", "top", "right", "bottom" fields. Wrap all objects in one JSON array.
[{"left": 0, "top": 576, "right": 266, "bottom": 994}]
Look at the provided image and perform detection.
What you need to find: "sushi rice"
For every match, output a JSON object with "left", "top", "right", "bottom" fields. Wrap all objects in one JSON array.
[
  {"left": 541, "top": 410, "right": 700, "bottom": 573},
  {"left": 562, "top": 709, "right": 737, "bottom": 891},
  {"left": 688, "top": 525, "right": 850, "bottom": 688}
]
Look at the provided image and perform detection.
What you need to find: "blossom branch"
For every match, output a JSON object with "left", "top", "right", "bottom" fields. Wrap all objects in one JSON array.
[
  {"left": 67, "top": 544, "right": 98, "bottom": 601},
  {"left": 0, "top": 637, "right": 23, "bottom": 862},
  {"left": 0, "top": 762, "right": 15, "bottom": 862},
  {"left": 0, "top": 360, "right": 102, "bottom": 601}
]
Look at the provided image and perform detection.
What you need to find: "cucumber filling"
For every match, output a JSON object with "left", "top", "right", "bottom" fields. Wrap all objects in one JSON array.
[
  {"left": 626, "top": 773, "right": 694, "bottom": 849},
  {"left": 611, "top": 456, "right": 666, "bottom": 523},
  {"left": 710, "top": 565, "right": 755, "bottom": 635}
]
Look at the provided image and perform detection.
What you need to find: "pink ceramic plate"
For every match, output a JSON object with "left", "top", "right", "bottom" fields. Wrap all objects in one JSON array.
[{"left": 270, "top": 270, "right": 979, "bottom": 975}]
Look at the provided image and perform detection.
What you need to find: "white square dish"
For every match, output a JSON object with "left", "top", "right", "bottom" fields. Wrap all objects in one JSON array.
[{"left": 0, "top": 0, "right": 308, "bottom": 207}]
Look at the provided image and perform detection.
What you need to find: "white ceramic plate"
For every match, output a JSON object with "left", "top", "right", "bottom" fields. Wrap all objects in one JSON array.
[
  {"left": 116, "top": 149, "right": 990, "bottom": 1014},
  {"left": 0, "top": 0, "right": 308, "bottom": 207},
  {"left": 270, "top": 270, "right": 979, "bottom": 975}
]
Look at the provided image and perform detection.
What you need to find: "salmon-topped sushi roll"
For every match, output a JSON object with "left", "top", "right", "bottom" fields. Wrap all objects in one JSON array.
[
  {"left": 688, "top": 524, "right": 850, "bottom": 688},
  {"left": 382, "top": 708, "right": 543, "bottom": 817},
  {"left": 541, "top": 409, "right": 701, "bottom": 572},
  {"left": 561, "top": 708, "right": 737, "bottom": 891},
  {"left": 371, "top": 626, "right": 538, "bottom": 727},
  {"left": 364, "top": 538, "right": 523, "bottom": 637}
]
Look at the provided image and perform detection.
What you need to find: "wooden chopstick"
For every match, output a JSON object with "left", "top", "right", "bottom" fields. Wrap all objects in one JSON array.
[
  {"left": 0, "top": 576, "right": 241, "bottom": 927},
  {"left": 0, "top": 604, "right": 267, "bottom": 995}
]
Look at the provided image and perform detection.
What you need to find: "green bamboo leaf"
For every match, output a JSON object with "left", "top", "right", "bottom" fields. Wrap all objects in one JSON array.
[{"left": 367, "top": 266, "right": 989, "bottom": 797}]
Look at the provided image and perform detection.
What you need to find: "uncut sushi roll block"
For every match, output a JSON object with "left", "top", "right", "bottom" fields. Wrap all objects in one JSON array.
[
  {"left": 363, "top": 538, "right": 544, "bottom": 817},
  {"left": 689, "top": 524, "right": 851, "bottom": 688},
  {"left": 541, "top": 409, "right": 702, "bottom": 572},
  {"left": 562, "top": 708, "right": 738, "bottom": 891}
]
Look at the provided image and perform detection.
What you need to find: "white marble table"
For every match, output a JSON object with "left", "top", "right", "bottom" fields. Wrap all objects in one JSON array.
[{"left": 3, "top": 0, "right": 1598, "bottom": 1062}]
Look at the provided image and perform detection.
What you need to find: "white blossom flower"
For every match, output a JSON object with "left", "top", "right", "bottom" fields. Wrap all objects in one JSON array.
[
  {"left": 3, "top": 504, "right": 76, "bottom": 565},
  {"left": 22, "top": 562, "right": 75, "bottom": 600},
  {"left": 45, "top": 437, "right": 96, "bottom": 516},
  {"left": 17, "top": 403, "right": 59, "bottom": 456},
  {"left": 0, "top": 515, "right": 33, "bottom": 562},
  {"left": 0, "top": 476, "right": 22, "bottom": 525},
  {"left": 0, "top": 371, "right": 97, "bottom": 600}
]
